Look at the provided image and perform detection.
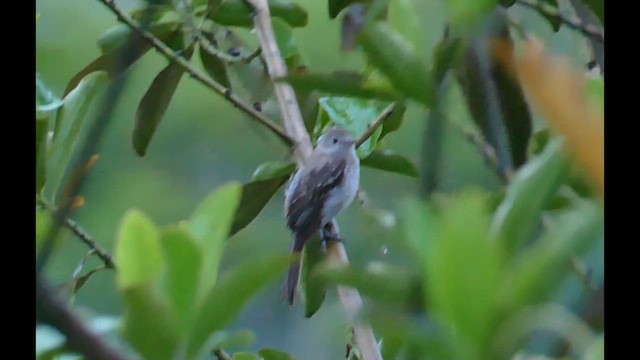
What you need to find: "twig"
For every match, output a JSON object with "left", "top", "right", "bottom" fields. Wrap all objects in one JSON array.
[
  {"left": 246, "top": 1, "right": 382, "bottom": 359},
  {"left": 449, "top": 122, "right": 512, "bottom": 183},
  {"left": 197, "top": 32, "right": 262, "bottom": 63},
  {"left": 516, "top": 0, "right": 603, "bottom": 43},
  {"left": 36, "top": 276, "right": 129, "bottom": 360},
  {"left": 355, "top": 103, "right": 395, "bottom": 148},
  {"left": 37, "top": 196, "right": 116, "bottom": 269},
  {"left": 95, "top": 0, "right": 293, "bottom": 147},
  {"left": 212, "top": 348, "right": 232, "bottom": 360}
]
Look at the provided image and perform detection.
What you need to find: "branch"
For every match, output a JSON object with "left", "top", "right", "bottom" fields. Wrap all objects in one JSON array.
[
  {"left": 36, "top": 276, "right": 128, "bottom": 360},
  {"left": 355, "top": 103, "right": 395, "bottom": 148},
  {"left": 246, "top": 1, "right": 382, "bottom": 359},
  {"left": 95, "top": 0, "right": 293, "bottom": 147},
  {"left": 37, "top": 196, "right": 116, "bottom": 269},
  {"left": 516, "top": 0, "right": 604, "bottom": 43}
]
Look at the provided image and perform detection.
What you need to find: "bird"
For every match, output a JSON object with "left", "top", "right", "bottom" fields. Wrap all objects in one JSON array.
[{"left": 284, "top": 127, "right": 360, "bottom": 304}]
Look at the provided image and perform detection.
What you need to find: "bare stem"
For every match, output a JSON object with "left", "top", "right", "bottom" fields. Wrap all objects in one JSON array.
[
  {"left": 246, "top": 1, "right": 382, "bottom": 359},
  {"left": 36, "top": 276, "right": 128, "bottom": 360},
  {"left": 516, "top": 0, "right": 603, "bottom": 43},
  {"left": 95, "top": 0, "right": 293, "bottom": 146},
  {"left": 355, "top": 102, "right": 396, "bottom": 148}
]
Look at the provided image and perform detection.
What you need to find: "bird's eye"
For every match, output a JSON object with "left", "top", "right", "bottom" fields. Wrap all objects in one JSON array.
[{"left": 332, "top": 138, "right": 338, "bottom": 144}]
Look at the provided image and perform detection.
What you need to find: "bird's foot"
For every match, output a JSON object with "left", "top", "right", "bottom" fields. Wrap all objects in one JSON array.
[{"left": 321, "top": 227, "right": 346, "bottom": 244}]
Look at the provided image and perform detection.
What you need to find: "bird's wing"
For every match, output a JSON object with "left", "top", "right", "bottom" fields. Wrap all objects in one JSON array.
[{"left": 286, "top": 156, "right": 346, "bottom": 241}]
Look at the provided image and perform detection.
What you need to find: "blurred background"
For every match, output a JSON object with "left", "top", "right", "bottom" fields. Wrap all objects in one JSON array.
[{"left": 36, "top": 0, "right": 595, "bottom": 358}]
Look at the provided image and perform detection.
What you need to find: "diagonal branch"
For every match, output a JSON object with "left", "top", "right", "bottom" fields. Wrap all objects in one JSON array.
[
  {"left": 95, "top": 0, "right": 293, "bottom": 146},
  {"left": 246, "top": 1, "right": 382, "bottom": 359},
  {"left": 36, "top": 276, "right": 128, "bottom": 360},
  {"left": 516, "top": 0, "right": 604, "bottom": 43},
  {"left": 356, "top": 102, "right": 396, "bottom": 148}
]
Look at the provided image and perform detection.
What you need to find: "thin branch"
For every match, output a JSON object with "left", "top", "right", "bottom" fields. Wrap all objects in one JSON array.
[
  {"left": 36, "top": 276, "right": 129, "bottom": 360},
  {"left": 197, "top": 32, "right": 262, "bottom": 63},
  {"left": 246, "top": 1, "right": 382, "bottom": 359},
  {"left": 355, "top": 103, "right": 395, "bottom": 148},
  {"left": 516, "top": 0, "right": 604, "bottom": 43},
  {"left": 95, "top": 0, "right": 293, "bottom": 147},
  {"left": 37, "top": 196, "right": 116, "bottom": 269}
]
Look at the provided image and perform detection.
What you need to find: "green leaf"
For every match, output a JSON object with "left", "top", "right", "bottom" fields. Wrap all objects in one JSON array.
[
  {"left": 272, "top": 18, "right": 301, "bottom": 69},
  {"left": 499, "top": 0, "right": 516, "bottom": 6},
  {"left": 36, "top": 208, "right": 53, "bottom": 253},
  {"left": 122, "top": 286, "right": 180, "bottom": 360},
  {"left": 189, "top": 183, "right": 242, "bottom": 294},
  {"left": 389, "top": 0, "right": 428, "bottom": 58},
  {"left": 361, "top": 149, "right": 419, "bottom": 177},
  {"left": 456, "top": 11, "right": 532, "bottom": 171},
  {"left": 379, "top": 103, "right": 406, "bottom": 138},
  {"left": 584, "top": 335, "right": 604, "bottom": 360},
  {"left": 581, "top": 0, "right": 604, "bottom": 24},
  {"left": 424, "top": 191, "right": 502, "bottom": 353},
  {"left": 586, "top": 76, "right": 604, "bottom": 113},
  {"left": 115, "top": 209, "right": 163, "bottom": 289},
  {"left": 233, "top": 353, "right": 260, "bottom": 360},
  {"left": 72, "top": 266, "right": 107, "bottom": 294},
  {"left": 210, "top": 0, "right": 308, "bottom": 28},
  {"left": 207, "top": 329, "right": 257, "bottom": 350},
  {"left": 230, "top": 176, "right": 290, "bottom": 236},
  {"left": 98, "top": 12, "right": 180, "bottom": 54},
  {"left": 161, "top": 227, "right": 202, "bottom": 335},
  {"left": 541, "top": 0, "right": 562, "bottom": 31},
  {"left": 259, "top": 348, "right": 295, "bottom": 360},
  {"left": 444, "top": 0, "right": 498, "bottom": 33},
  {"left": 47, "top": 72, "right": 107, "bottom": 199},
  {"left": 302, "top": 238, "right": 327, "bottom": 317},
  {"left": 187, "top": 253, "right": 291, "bottom": 358},
  {"left": 359, "top": 22, "right": 434, "bottom": 105},
  {"left": 491, "top": 138, "right": 570, "bottom": 255},
  {"left": 199, "top": 46, "right": 232, "bottom": 89},
  {"left": 502, "top": 201, "right": 603, "bottom": 310},
  {"left": 252, "top": 160, "right": 296, "bottom": 181},
  {"left": 282, "top": 72, "right": 399, "bottom": 100},
  {"left": 36, "top": 116, "right": 48, "bottom": 193},
  {"left": 36, "top": 72, "right": 63, "bottom": 115},
  {"left": 316, "top": 262, "right": 424, "bottom": 309},
  {"left": 400, "top": 198, "right": 438, "bottom": 265},
  {"left": 317, "top": 97, "right": 391, "bottom": 157},
  {"left": 133, "top": 48, "right": 192, "bottom": 156}
]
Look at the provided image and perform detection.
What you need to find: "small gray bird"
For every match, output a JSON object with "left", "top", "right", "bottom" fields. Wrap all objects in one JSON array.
[{"left": 284, "top": 127, "right": 360, "bottom": 304}]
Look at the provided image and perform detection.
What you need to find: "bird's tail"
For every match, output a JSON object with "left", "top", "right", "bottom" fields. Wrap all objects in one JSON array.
[{"left": 286, "top": 234, "right": 306, "bottom": 305}]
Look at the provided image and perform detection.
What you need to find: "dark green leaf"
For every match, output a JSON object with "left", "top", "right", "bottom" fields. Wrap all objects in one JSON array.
[
  {"left": 581, "top": 0, "right": 604, "bottom": 24},
  {"left": 98, "top": 12, "right": 180, "bottom": 54},
  {"left": 542, "top": 0, "right": 562, "bottom": 31},
  {"left": 251, "top": 160, "right": 296, "bottom": 181},
  {"left": 199, "top": 46, "right": 232, "bottom": 89},
  {"left": 317, "top": 97, "right": 391, "bottom": 157},
  {"left": 230, "top": 175, "right": 290, "bottom": 236},
  {"left": 36, "top": 208, "right": 53, "bottom": 253},
  {"left": 340, "top": 4, "right": 367, "bottom": 51},
  {"left": 329, "top": 0, "right": 370, "bottom": 19},
  {"left": 456, "top": 11, "right": 532, "bottom": 171},
  {"left": 361, "top": 149, "right": 418, "bottom": 177},
  {"left": 187, "top": 253, "right": 291, "bottom": 358},
  {"left": 432, "top": 37, "right": 464, "bottom": 85},
  {"left": 502, "top": 201, "right": 603, "bottom": 310},
  {"left": 421, "top": 81, "right": 447, "bottom": 196},
  {"left": 189, "top": 183, "right": 243, "bottom": 294},
  {"left": 282, "top": 72, "right": 399, "bottom": 100},
  {"left": 499, "top": 0, "right": 516, "bottom": 6},
  {"left": 259, "top": 348, "right": 295, "bottom": 360},
  {"left": 208, "top": 329, "right": 257, "bottom": 350},
  {"left": 133, "top": 51, "right": 191, "bottom": 156},
  {"left": 161, "top": 227, "right": 202, "bottom": 336},
  {"left": 48, "top": 72, "right": 107, "bottom": 199},
  {"left": 316, "top": 262, "right": 424, "bottom": 309},
  {"left": 359, "top": 22, "right": 434, "bottom": 105},
  {"left": 73, "top": 266, "right": 106, "bottom": 294},
  {"left": 36, "top": 116, "right": 48, "bottom": 193},
  {"left": 36, "top": 72, "right": 63, "bottom": 115},
  {"left": 302, "top": 238, "right": 327, "bottom": 317},
  {"left": 210, "top": 0, "right": 308, "bottom": 28},
  {"left": 115, "top": 209, "right": 163, "bottom": 289},
  {"left": 491, "top": 139, "right": 570, "bottom": 255},
  {"left": 122, "top": 286, "right": 180, "bottom": 360}
]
